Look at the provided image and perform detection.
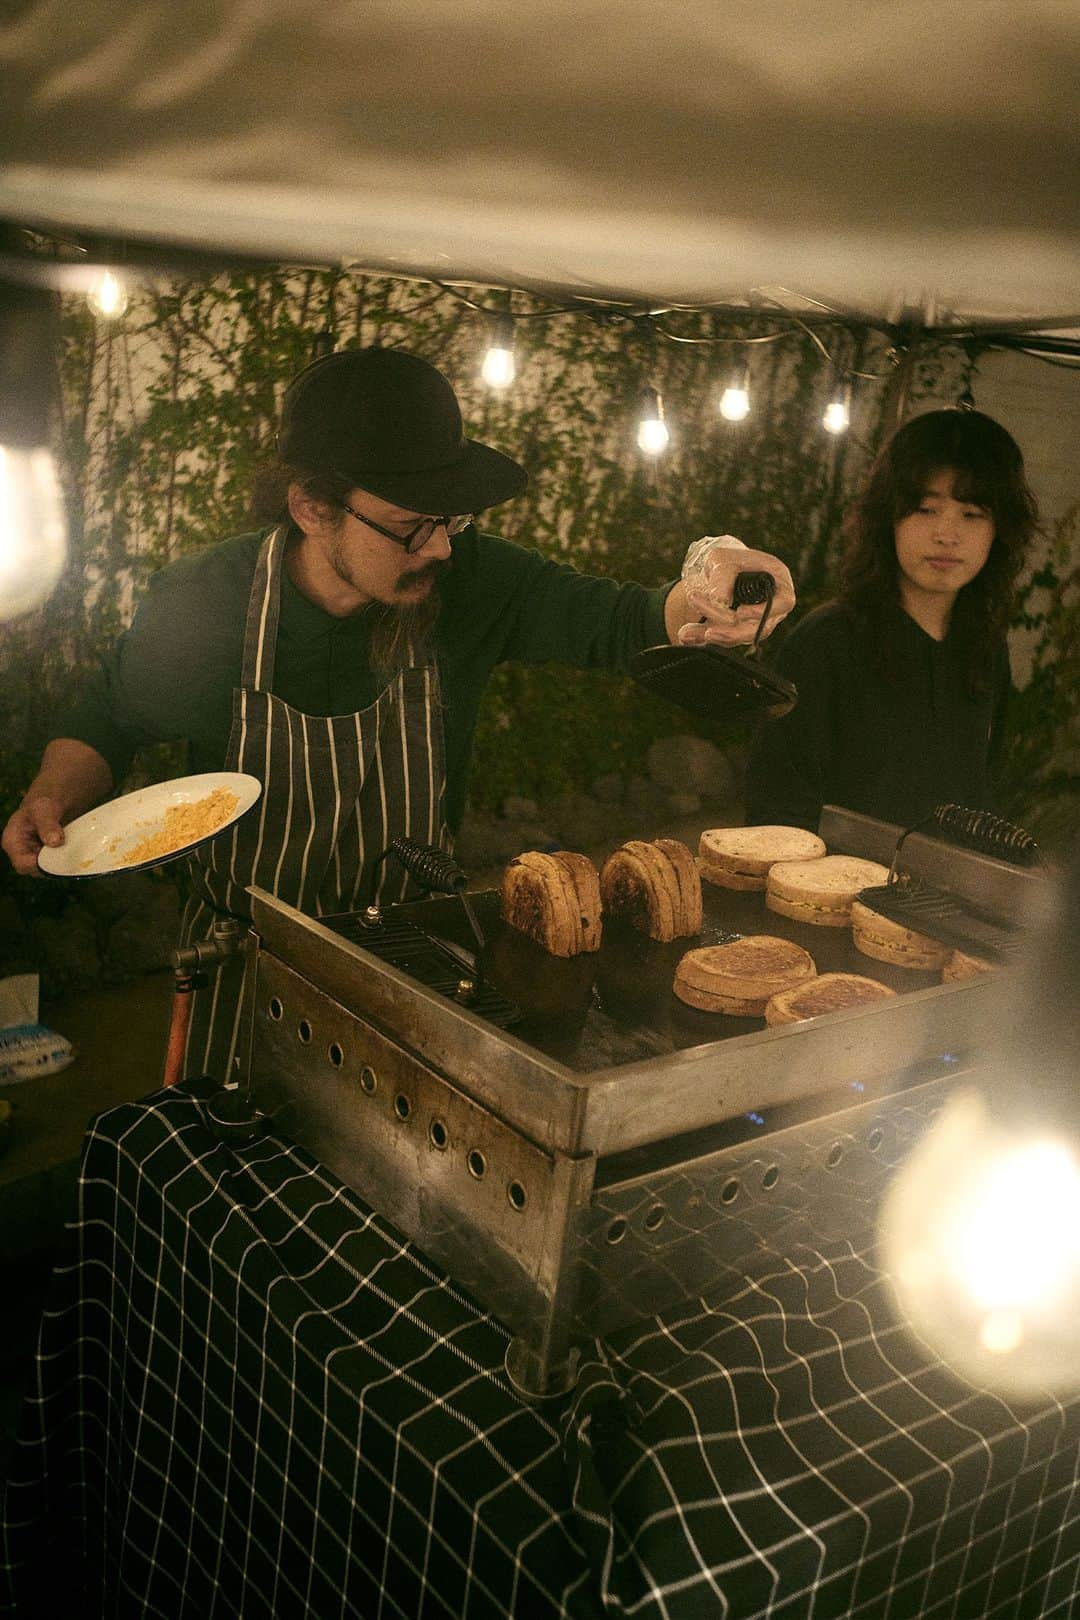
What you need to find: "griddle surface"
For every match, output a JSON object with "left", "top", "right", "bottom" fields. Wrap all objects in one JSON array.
[{"left": 396, "top": 887, "right": 942, "bottom": 1072}]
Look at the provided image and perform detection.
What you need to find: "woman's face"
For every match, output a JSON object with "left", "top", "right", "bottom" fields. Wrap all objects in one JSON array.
[{"left": 894, "top": 468, "right": 996, "bottom": 604}]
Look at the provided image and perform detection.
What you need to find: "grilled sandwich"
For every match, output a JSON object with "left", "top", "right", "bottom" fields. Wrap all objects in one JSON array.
[
  {"left": 674, "top": 934, "right": 816, "bottom": 1016},
  {"left": 698, "top": 824, "right": 826, "bottom": 891}
]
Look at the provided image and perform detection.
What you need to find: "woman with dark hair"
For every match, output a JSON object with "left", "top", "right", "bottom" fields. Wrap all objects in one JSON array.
[{"left": 746, "top": 408, "right": 1039, "bottom": 831}]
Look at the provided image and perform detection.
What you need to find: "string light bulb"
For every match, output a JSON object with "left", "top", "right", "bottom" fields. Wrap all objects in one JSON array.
[
  {"left": 481, "top": 312, "right": 516, "bottom": 389},
  {"left": 719, "top": 361, "right": 751, "bottom": 422},
  {"left": 636, "top": 386, "right": 669, "bottom": 455},
  {"left": 0, "top": 446, "right": 68, "bottom": 619},
  {"left": 0, "top": 276, "right": 69, "bottom": 621},
  {"left": 822, "top": 378, "right": 852, "bottom": 435},
  {"left": 87, "top": 269, "right": 129, "bottom": 321}
]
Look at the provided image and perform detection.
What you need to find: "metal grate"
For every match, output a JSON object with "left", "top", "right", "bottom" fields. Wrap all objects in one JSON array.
[
  {"left": 321, "top": 909, "right": 522, "bottom": 1028},
  {"left": 855, "top": 882, "right": 1028, "bottom": 963}
]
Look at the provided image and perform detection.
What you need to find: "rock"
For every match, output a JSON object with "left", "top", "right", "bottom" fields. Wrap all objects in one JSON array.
[
  {"left": 666, "top": 791, "right": 702, "bottom": 817},
  {"left": 646, "top": 734, "right": 734, "bottom": 800},
  {"left": 105, "top": 882, "right": 182, "bottom": 976},
  {"left": 623, "top": 775, "right": 671, "bottom": 825},
  {"left": 590, "top": 773, "right": 625, "bottom": 805},
  {"left": 544, "top": 790, "right": 614, "bottom": 849},
  {"left": 81, "top": 871, "right": 160, "bottom": 925},
  {"left": 30, "top": 904, "right": 101, "bottom": 994},
  {"left": 456, "top": 812, "right": 546, "bottom": 870},
  {"left": 502, "top": 795, "right": 539, "bottom": 821}
]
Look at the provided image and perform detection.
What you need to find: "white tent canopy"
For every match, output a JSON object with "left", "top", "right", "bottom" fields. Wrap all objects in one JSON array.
[{"left": 2, "top": 0, "right": 1079, "bottom": 328}]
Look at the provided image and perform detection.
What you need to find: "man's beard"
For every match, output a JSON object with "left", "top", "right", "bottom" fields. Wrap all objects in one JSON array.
[
  {"left": 327, "top": 542, "right": 447, "bottom": 676},
  {"left": 370, "top": 562, "right": 447, "bottom": 676}
]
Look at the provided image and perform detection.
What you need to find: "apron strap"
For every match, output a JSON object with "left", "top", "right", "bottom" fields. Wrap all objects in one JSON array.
[{"left": 241, "top": 527, "right": 287, "bottom": 692}]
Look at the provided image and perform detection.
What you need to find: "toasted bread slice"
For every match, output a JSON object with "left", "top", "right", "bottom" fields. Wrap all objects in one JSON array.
[
  {"left": 654, "top": 838, "right": 704, "bottom": 935},
  {"left": 850, "top": 900, "right": 949, "bottom": 971},
  {"left": 674, "top": 935, "right": 816, "bottom": 1014},
  {"left": 600, "top": 838, "right": 700, "bottom": 941},
  {"left": 549, "top": 850, "right": 603, "bottom": 952},
  {"left": 698, "top": 825, "right": 826, "bottom": 890},
  {"left": 671, "top": 981, "right": 768, "bottom": 1017},
  {"left": 501, "top": 850, "right": 601, "bottom": 956},
  {"left": 765, "top": 972, "right": 897, "bottom": 1025},
  {"left": 942, "top": 948, "right": 995, "bottom": 983},
  {"left": 766, "top": 855, "right": 890, "bottom": 927}
]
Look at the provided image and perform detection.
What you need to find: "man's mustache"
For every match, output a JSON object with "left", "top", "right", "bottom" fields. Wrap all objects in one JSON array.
[{"left": 396, "top": 558, "right": 449, "bottom": 589}]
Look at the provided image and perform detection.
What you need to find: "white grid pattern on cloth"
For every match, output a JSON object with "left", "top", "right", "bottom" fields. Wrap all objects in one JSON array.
[{"left": 1, "top": 1082, "right": 1077, "bottom": 1620}]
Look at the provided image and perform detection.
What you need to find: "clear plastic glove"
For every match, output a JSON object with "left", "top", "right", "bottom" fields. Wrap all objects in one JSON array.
[{"left": 677, "top": 534, "right": 796, "bottom": 648}]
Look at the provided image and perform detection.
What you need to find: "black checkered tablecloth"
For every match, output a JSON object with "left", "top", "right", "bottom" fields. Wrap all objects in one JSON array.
[{"left": 2, "top": 1081, "right": 1078, "bottom": 1619}]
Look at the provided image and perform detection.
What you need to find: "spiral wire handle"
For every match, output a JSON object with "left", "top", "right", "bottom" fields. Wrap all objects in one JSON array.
[
  {"left": 889, "top": 802, "right": 1041, "bottom": 885},
  {"left": 729, "top": 570, "right": 776, "bottom": 651},
  {"left": 371, "top": 836, "right": 488, "bottom": 981}
]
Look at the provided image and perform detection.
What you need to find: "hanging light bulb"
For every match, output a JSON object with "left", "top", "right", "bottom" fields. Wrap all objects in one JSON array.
[
  {"left": 0, "top": 275, "right": 69, "bottom": 621},
  {"left": 822, "top": 378, "right": 852, "bottom": 435},
  {"left": 481, "top": 311, "right": 516, "bottom": 389},
  {"left": 636, "top": 386, "right": 669, "bottom": 455},
  {"left": 719, "top": 361, "right": 751, "bottom": 422},
  {"left": 87, "top": 269, "right": 129, "bottom": 320},
  {"left": 0, "top": 445, "right": 68, "bottom": 618}
]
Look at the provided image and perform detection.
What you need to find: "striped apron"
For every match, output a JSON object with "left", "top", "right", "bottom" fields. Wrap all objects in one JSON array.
[{"left": 178, "top": 525, "right": 451, "bottom": 1083}]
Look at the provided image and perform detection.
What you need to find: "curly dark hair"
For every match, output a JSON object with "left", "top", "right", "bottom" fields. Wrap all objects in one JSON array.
[
  {"left": 248, "top": 458, "right": 441, "bottom": 677},
  {"left": 838, "top": 409, "right": 1039, "bottom": 693}
]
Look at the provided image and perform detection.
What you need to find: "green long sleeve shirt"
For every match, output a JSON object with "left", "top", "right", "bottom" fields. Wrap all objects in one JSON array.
[{"left": 59, "top": 526, "right": 672, "bottom": 831}]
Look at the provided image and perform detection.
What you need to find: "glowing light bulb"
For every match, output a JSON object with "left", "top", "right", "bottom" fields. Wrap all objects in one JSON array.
[
  {"left": 481, "top": 344, "right": 515, "bottom": 389},
  {"left": 719, "top": 363, "right": 751, "bottom": 422},
  {"left": 481, "top": 311, "right": 516, "bottom": 389},
  {"left": 823, "top": 397, "right": 850, "bottom": 434},
  {"left": 0, "top": 445, "right": 69, "bottom": 620},
  {"left": 637, "top": 388, "right": 669, "bottom": 455},
  {"left": 87, "top": 270, "right": 129, "bottom": 320},
  {"left": 879, "top": 1088, "right": 1080, "bottom": 1396},
  {"left": 719, "top": 385, "right": 750, "bottom": 422}
]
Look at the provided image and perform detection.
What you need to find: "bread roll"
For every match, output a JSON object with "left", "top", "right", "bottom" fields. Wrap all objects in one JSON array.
[{"left": 501, "top": 850, "right": 602, "bottom": 956}]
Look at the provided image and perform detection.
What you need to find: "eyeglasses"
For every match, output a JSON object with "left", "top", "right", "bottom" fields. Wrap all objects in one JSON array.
[{"left": 340, "top": 500, "right": 473, "bottom": 554}]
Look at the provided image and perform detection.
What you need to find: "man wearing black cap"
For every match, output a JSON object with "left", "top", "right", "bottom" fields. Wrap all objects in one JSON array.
[{"left": 4, "top": 347, "right": 795, "bottom": 1079}]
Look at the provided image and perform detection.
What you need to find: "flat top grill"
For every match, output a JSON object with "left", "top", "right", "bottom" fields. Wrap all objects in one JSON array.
[{"left": 383, "top": 884, "right": 947, "bottom": 1073}]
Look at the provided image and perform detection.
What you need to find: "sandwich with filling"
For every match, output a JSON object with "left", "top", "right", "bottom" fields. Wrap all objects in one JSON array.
[
  {"left": 941, "top": 947, "right": 996, "bottom": 982},
  {"left": 764, "top": 971, "right": 897, "bottom": 1024},
  {"left": 765, "top": 855, "right": 891, "bottom": 928},
  {"left": 698, "top": 824, "right": 826, "bottom": 891},
  {"left": 850, "top": 899, "right": 950, "bottom": 970},
  {"left": 674, "top": 934, "right": 816, "bottom": 1016}
]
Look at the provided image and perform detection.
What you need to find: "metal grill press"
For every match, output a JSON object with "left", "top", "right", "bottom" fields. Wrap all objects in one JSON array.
[{"left": 239, "top": 806, "right": 1043, "bottom": 1397}]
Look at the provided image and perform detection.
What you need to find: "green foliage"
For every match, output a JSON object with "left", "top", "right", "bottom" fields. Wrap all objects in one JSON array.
[
  {"left": 996, "top": 501, "right": 1080, "bottom": 855},
  {"left": 0, "top": 270, "right": 1076, "bottom": 897}
]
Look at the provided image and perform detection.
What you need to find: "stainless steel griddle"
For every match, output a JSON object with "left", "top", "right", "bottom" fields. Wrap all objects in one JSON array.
[{"left": 238, "top": 806, "right": 1043, "bottom": 1396}]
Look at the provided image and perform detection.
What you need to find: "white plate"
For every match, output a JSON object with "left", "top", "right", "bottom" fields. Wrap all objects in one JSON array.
[{"left": 38, "top": 772, "right": 263, "bottom": 878}]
